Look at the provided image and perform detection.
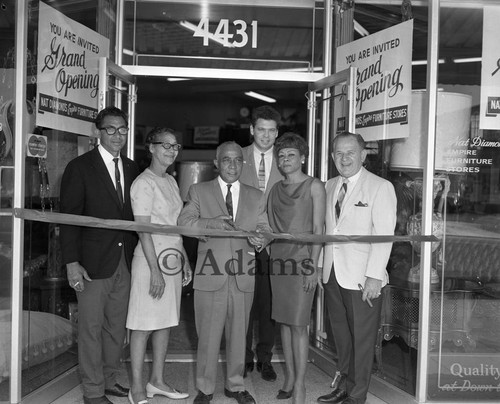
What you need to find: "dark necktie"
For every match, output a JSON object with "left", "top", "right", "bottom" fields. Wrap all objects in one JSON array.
[
  {"left": 335, "top": 180, "right": 348, "bottom": 219},
  {"left": 258, "top": 153, "right": 266, "bottom": 190},
  {"left": 113, "top": 157, "right": 124, "bottom": 207},
  {"left": 226, "top": 184, "right": 233, "bottom": 220}
]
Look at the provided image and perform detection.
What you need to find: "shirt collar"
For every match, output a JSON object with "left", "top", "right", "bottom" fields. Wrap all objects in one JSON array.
[
  {"left": 343, "top": 167, "right": 362, "bottom": 186},
  {"left": 98, "top": 145, "right": 119, "bottom": 164},
  {"left": 218, "top": 176, "right": 240, "bottom": 190},
  {"left": 253, "top": 144, "right": 273, "bottom": 157}
]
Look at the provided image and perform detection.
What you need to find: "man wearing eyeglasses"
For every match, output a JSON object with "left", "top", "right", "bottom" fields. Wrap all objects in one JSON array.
[
  {"left": 239, "top": 105, "right": 284, "bottom": 382},
  {"left": 60, "top": 107, "right": 140, "bottom": 404}
]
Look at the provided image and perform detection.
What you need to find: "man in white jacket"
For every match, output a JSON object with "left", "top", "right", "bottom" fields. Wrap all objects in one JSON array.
[{"left": 318, "top": 132, "right": 397, "bottom": 404}]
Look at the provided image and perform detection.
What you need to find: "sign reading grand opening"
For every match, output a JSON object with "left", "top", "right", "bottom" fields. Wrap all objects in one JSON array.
[
  {"left": 335, "top": 20, "right": 413, "bottom": 141},
  {"left": 36, "top": 2, "right": 109, "bottom": 135}
]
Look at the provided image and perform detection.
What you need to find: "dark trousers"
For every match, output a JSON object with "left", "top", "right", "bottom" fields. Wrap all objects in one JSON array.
[
  {"left": 245, "top": 248, "right": 275, "bottom": 364},
  {"left": 323, "top": 268, "right": 382, "bottom": 402},
  {"left": 77, "top": 251, "right": 130, "bottom": 398}
]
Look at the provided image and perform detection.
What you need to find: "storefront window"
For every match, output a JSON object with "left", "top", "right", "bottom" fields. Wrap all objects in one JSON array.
[
  {"left": 425, "top": 3, "right": 500, "bottom": 401},
  {"left": 0, "top": 3, "right": 15, "bottom": 400},
  {"left": 0, "top": 1, "right": 116, "bottom": 400}
]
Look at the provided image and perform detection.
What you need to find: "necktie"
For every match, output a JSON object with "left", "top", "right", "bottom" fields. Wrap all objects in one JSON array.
[
  {"left": 113, "top": 157, "right": 124, "bottom": 207},
  {"left": 335, "top": 180, "right": 348, "bottom": 219},
  {"left": 258, "top": 153, "right": 266, "bottom": 190},
  {"left": 226, "top": 184, "right": 233, "bottom": 219}
]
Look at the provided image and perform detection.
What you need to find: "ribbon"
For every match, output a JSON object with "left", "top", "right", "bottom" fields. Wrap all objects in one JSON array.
[{"left": 14, "top": 208, "right": 439, "bottom": 244}]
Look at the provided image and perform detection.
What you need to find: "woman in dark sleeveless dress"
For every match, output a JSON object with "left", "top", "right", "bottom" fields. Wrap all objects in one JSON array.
[{"left": 268, "top": 133, "right": 326, "bottom": 404}]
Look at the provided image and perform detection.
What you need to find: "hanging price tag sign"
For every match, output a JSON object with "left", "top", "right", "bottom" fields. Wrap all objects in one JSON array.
[{"left": 26, "top": 134, "right": 48, "bottom": 158}]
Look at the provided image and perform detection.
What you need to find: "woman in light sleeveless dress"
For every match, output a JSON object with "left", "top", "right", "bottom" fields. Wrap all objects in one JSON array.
[{"left": 126, "top": 128, "right": 192, "bottom": 404}]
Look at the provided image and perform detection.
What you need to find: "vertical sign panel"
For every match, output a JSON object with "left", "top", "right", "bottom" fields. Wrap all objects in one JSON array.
[
  {"left": 36, "top": 2, "right": 109, "bottom": 136},
  {"left": 480, "top": 6, "right": 500, "bottom": 130},
  {"left": 335, "top": 20, "right": 413, "bottom": 141}
]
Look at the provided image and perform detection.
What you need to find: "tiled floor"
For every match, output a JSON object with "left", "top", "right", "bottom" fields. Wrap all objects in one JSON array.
[
  {"left": 51, "top": 291, "right": 390, "bottom": 404},
  {"left": 51, "top": 360, "right": 389, "bottom": 404}
]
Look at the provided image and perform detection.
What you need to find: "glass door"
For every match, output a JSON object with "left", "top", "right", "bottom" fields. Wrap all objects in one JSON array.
[{"left": 98, "top": 58, "right": 138, "bottom": 159}]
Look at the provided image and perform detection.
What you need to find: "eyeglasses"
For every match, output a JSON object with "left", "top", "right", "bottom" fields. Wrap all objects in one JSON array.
[
  {"left": 100, "top": 126, "right": 129, "bottom": 136},
  {"left": 151, "top": 142, "right": 182, "bottom": 151}
]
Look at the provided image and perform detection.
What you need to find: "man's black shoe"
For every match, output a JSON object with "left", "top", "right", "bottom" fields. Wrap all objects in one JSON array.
[
  {"left": 256, "top": 361, "right": 277, "bottom": 382},
  {"left": 243, "top": 361, "right": 254, "bottom": 377},
  {"left": 317, "top": 390, "right": 348, "bottom": 403},
  {"left": 104, "top": 383, "right": 129, "bottom": 397},
  {"left": 224, "top": 389, "right": 256, "bottom": 404},
  {"left": 193, "top": 391, "right": 213, "bottom": 404}
]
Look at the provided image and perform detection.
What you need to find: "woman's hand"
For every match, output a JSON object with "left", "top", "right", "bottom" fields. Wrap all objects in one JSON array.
[
  {"left": 182, "top": 261, "right": 193, "bottom": 287},
  {"left": 303, "top": 267, "right": 318, "bottom": 293},
  {"left": 149, "top": 268, "right": 166, "bottom": 299}
]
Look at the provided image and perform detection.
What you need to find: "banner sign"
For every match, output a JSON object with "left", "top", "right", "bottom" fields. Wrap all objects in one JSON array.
[
  {"left": 36, "top": 2, "right": 109, "bottom": 135},
  {"left": 480, "top": 6, "right": 500, "bottom": 130},
  {"left": 335, "top": 20, "right": 413, "bottom": 141}
]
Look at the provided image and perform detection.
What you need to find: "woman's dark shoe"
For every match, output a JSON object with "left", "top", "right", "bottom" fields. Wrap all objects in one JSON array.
[{"left": 276, "top": 388, "right": 293, "bottom": 399}]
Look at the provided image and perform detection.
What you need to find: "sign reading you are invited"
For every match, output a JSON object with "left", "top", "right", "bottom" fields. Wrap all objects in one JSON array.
[
  {"left": 36, "top": 2, "right": 109, "bottom": 136},
  {"left": 335, "top": 20, "right": 413, "bottom": 141}
]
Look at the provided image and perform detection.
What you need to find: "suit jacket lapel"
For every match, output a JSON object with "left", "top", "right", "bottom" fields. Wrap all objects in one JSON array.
[
  {"left": 338, "top": 168, "right": 367, "bottom": 224},
  {"left": 212, "top": 179, "right": 228, "bottom": 216},
  {"left": 90, "top": 147, "right": 123, "bottom": 210},
  {"left": 235, "top": 185, "right": 248, "bottom": 223}
]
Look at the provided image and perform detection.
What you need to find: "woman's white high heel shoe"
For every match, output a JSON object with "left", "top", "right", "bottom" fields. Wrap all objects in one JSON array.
[{"left": 145, "top": 382, "right": 189, "bottom": 400}]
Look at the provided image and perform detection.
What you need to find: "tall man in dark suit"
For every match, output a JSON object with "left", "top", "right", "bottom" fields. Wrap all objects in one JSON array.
[
  {"left": 178, "top": 141, "right": 270, "bottom": 404},
  {"left": 239, "top": 105, "right": 284, "bottom": 382},
  {"left": 60, "top": 107, "right": 140, "bottom": 404},
  {"left": 318, "top": 132, "right": 397, "bottom": 404}
]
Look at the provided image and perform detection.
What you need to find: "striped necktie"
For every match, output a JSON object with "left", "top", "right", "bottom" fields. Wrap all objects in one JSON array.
[
  {"left": 113, "top": 157, "right": 124, "bottom": 207},
  {"left": 335, "top": 180, "right": 348, "bottom": 219},
  {"left": 258, "top": 153, "right": 266, "bottom": 190}
]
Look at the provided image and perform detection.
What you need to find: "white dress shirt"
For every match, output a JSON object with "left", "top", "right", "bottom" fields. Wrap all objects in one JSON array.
[
  {"left": 218, "top": 177, "right": 240, "bottom": 217},
  {"left": 98, "top": 146, "right": 124, "bottom": 199}
]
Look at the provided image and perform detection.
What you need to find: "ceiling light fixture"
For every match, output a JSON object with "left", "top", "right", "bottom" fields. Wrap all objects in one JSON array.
[
  {"left": 244, "top": 91, "right": 276, "bottom": 103},
  {"left": 411, "top": 59, "right": 445, "bottom": 66},
  {"left": 354, "top": 20, "right": 369, "bottom": 37},
  {"left": 453, "top": 57, "right": 482, "bottom": 64},
  {"left": 179, "top": 20, "right": 234, "bottom": 48}
]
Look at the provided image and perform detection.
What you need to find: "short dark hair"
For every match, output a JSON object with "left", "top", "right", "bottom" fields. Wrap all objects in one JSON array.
[
  {"left": 332, "top": 131, "right": 366, "bottom": 151},
  {"left": 274, "top": 132, "right": 309, "bottom": 158},
  {"left": 251, "top": 105, "right": 281, "bottom": 127},
  {"left": 144, "top": 127, "right": 177, "bottom": 156},
  {"left": 95, "top": 106, "right": 128, "bottom": 129}
]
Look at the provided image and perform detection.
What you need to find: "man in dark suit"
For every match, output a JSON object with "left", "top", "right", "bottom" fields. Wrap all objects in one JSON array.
[
  {"left": 317, "top": 132, "right": 397, "bottom": 404},
  {"left": 178, "top": 141, "right": 270, "bottom": 404},
  {"left": 239, "top": 105, "right": 283, "bottom": 382},
  {"left": 60, "top": 107, "right": 140, "bottom": 404}
]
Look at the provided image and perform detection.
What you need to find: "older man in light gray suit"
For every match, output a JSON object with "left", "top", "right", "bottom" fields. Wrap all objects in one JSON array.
[
  {"left": 318, "top": 132, "right": 397, "bottom": 404},
  {"left": 178, "top": 141, "right": 270, "bottom": 404}
]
